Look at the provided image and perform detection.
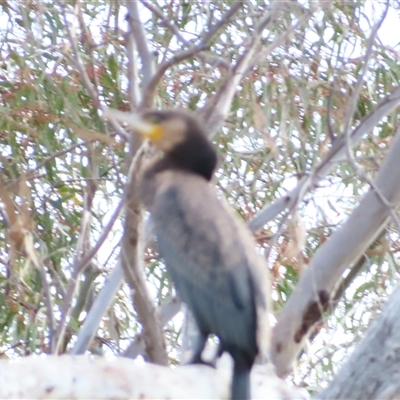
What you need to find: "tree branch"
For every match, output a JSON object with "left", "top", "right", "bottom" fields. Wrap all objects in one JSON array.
[
  {"left": 122, "top": 297, "right": 181, "bottom": 359},
  {"left": 249, "top": 82, "right": 400, "bottom": 233},
  {"left": 61, "top": 3, "right": 100, "bottom": 107},
  {"left": 126, "top": 29, "right": 140, "bottom": 109},
  {"left": 53, "top": 200, "right": 124, "bottom": 354},
  {"left": 139, "top": 0, "right": 189, "bottom": 47},
  {"left": 202, "top": 3, "right": 292, "bottom": 134},
  {"left": 71, "top": 264, "right": 125, "bottom": 355},
  {"left": 125, "top": 0, "right": 155, "bottom": 90},
  {"left": 61, "top": 1, "right": 130, "bottom": 141},
  {"left": 72, "top": 216, "right": 156, "bottom": 356},
  {"left": 271, "top": 125, "right": 400, "bottom": 377},
  {"left": 0, "top": 356, "right": 303, "bottom": 400},
  {"left": 119, "top": 141, "right": 168, "bottom": 365},
  {"left": 141, "top": 1, "right": 245, "bottom": 108}
]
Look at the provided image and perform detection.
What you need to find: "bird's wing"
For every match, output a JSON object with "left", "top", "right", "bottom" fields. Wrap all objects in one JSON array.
[{"left": 152, "top": 173, "right": 258, "bottom": 345}]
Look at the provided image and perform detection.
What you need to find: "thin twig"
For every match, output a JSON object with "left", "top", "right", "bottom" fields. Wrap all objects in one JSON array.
[
  {"left": 61, "top": 1, "right": 129, "bottom": 140},
  {"left": 38, "top": 264, "right": 56, "bottom": 351},
  {"left": 343, "top": 3, "right": 388, "bottom": 155},
  {"left": 35, "top": 142, "right": 88, "bottom": 173},
  {"left": 53, "top": 199, "right": 124, "bottom": 354},
  {"left": 76, "top": 2, "right": 102, "bottom": 104},
  {"left": 139, "top": 0, "right": 189, "bottom": 46},
  {"left": 340, "top": 4, "right": 400, "bottom": 232},
  {"left": 72, "top": 214, "right": 154, "bottom": 355},
  {"left": 196, "top": 52, "right": 231, "bottom": 70},
  {"left": 250, "top": 81, "right": 400, "bottom": 233},
  {"left": 203, "top": 9, "right": 277, "bottom": 135},
  {"left": 142, "top": 1, "right": 245, "bottom": 108},
  {"left": 326, "top": 80, "right": 337, "bottom": 142},
  {"left": 74, "top": 175, "right": 97, "bottom": 268},
  {"left": 61, "top": 2, "right": 100, "bottom": 107}
]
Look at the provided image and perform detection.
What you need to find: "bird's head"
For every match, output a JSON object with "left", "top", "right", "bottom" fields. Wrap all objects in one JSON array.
[
  {"left": 104, "top": 108, "right": 217, "bottom": 180},
  {"left": 104, "top": 108, "right": 204, "bottom": 154}
]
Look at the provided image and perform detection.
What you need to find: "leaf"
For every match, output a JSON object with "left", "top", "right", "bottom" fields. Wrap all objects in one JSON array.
[{"left": 107, "top": 55, "right": 118, "bottom": 80}]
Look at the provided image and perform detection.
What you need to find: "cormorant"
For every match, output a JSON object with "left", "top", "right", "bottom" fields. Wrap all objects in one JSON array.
[{"left": 106, "top": 108, "right": 270, "bottom": 400}]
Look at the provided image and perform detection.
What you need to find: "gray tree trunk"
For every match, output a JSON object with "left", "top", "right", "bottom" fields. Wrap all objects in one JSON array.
[{"left": 318, "top": 284, "right": 400, "bottom": 400}]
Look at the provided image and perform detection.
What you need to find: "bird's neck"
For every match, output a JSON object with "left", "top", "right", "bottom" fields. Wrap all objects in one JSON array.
[
  {"left": 139, "top": 137, "right": 217, "bottom": 209},
  {"left": 168, "top": 139, "right": 217, "bottom": 181},
  {"left": 139, "top": 153, "right": 214, "bottom": 211}
]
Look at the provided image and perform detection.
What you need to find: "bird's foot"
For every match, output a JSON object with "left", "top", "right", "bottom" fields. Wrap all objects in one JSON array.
[{"left": 186, "top": 355, "right": 216, "bottom": 368}]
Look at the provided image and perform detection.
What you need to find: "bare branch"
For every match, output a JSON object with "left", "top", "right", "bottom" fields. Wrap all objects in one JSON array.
[
  {"left": 126, "top": 29, "right": 140, "bottom": 109},
  {"left": 326, "top": 81, "right": 337, "bottom": 142},
  {"left": 61, "top": 2, "right": 130, "bottom": 141},
  {"left": 0, "top": 355, "right": 304, "bottom": 400},
  {"left": 141, "top": 1, "right": 245, "bottom": 108},
  {"left": 249, "top": 82, "right": 400, "bottom": 233},
  {"left": 248, "top": 9, "right": 312, "bottom": 72},
  {"left": 125, "top": 1, "right": 155, "bottom": 89},
  {"left": 53, "top": 200, "right": 124, "bottom": 354},
  {"left": 72, "top": 217, "right": 155, "bottom": 356},
  {"left": 75, "top": 2, "right": 101, "bottom": 101},
  {"left": 114, "top": 6, "right": 168, "bottom": 364},
  {"left": 202, "top": 2, "right": 307, "bottom": 134},
  {"left": 200, "top": 1, "right": 245, "bottom": 46},
  {"left": 196, "top": 52, "right": 231, "bottom": 71},
  {"left": 71, "top": 264, "right": 124, "bottom": 355},
  {"left": 70, "top": 264, "right": 101, "bottom": 326},
  {"left": 122, "top": 297, "right": 182, "bottom": 359},
  {"left": 342, "top": 3, "right": 389, "bottom": 143},
  {"left": 202, "top": 15, "right": 274, "bottom": 134},
  {"left": 60, "top": 3, "right": 100, "bottom": 107},
  {"left": 298, "top": 230, "right": 386, "bottom": 362},
  {"left": 38, "top": 263, "right": 56, "bottom": 350},
  {"left": 139, "top": 0, "right": 189, "bottom": 47},
  {"left": 271, "top": 125, "right": 400, "bottom": 377},
  {"left": 340, "top": 5, "right": 400, "bottom": 232},
  {"left": 120, "top": 142, "right": 168, "bottom": 365},
  {"left": 54, "top": 171, "right": 98, "bottom": 354}
]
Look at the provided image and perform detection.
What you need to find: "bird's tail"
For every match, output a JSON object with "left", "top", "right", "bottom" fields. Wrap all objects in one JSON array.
[{"left": 231, "top": 360, "right": 251, "bottom": 400}]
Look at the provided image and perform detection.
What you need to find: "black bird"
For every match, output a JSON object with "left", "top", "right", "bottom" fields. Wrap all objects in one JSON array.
[{"left": 106, "top": 108, "right": 270, "bottom": 400}]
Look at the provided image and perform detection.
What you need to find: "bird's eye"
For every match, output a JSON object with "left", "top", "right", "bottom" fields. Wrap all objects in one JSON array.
[{"left": 147, "top": 114, "right": 163, "bottom": 124}]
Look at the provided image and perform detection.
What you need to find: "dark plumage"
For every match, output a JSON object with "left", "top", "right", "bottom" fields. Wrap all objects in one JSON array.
[{"left": 106, "top": 108, "right": 270, "bottom": 400}]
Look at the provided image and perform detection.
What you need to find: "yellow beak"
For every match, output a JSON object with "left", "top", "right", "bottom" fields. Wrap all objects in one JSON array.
[{"left": 103, "top": 108, "right": 163, "bottom": 141}]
